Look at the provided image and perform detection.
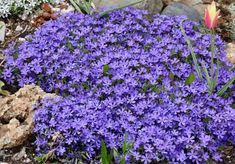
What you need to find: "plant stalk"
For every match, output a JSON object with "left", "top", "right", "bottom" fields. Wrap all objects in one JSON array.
[{"left": 180, "top": 19, "right": 203, "bottom": 79}]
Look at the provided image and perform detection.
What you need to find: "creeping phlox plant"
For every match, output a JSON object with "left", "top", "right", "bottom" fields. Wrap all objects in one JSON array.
[
  {"left": 2, "top": 8, "right": 235, "bottom": 163},
  {"left": 0, "top": 0, "right": 60, "bottom": 17}
]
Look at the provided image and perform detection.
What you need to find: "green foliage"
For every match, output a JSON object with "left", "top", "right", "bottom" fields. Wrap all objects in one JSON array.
[
  {"left": 227, "top": 19, "right": 235, "bottom": 41},
  {"left": 180, "top": 19, "right": 202, "bottom": 79},
  {"left": 69, "top": 0, "right": 95, "bottom": 14},
  {"left": 0, "top": 0, "right": 60, "bottom": 18},
  {"left": 0, "top": 81, "right": 9, "bottom": 96},
  {"left": 34, "top": 154, "right": 48, "bottom": 164},
  {"left": 103, "top": 64, "right": 109, "bottom": 75},
  {"left": 101, "top": 135, "right": 133, "bottom": 164},
  {"left": 185, "top": 73, "right": 195, "bottom": 85},
  {"left": 101, "top": 140, "right": 113, "bottom": 164},
  {"left": 217, "top": 76, "right": 235, "bottom": 96}
]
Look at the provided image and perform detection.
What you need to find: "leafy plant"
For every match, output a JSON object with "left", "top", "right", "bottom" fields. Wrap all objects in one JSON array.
[
  {"left": 69, "top": 0, "right": 95, "bottom": 14},
  {"left": 101, "top": 140, "right": 113, "bottom": 164},
  {"left": 0, "top": 0, "right": 60, "bottom": 18},
  {"left": 34, "top": 154, "right": 48, "bottom": 164},
  {"left": 217, "top": 76, "right": 235, "bottom": 96},
  {"left": 0, "top": 81, "right": 9, "bottom": 96},
  {"left": 101, "top": 135, "right": 133, "bottom": 164},
  {"left": 34, "top": 151, "right": 54, "bottom": 164},
  {"left": 227, "top": 19, "right": 235, "bottom": 41}
]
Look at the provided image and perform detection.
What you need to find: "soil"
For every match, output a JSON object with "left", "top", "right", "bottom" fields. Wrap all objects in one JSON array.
[{"left": 0, "top": 135, "right": 37, "bottom": 164}]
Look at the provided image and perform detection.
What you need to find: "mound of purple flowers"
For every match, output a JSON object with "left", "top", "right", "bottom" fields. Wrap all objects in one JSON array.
[{"left": 2, "top": 8, "right": 235, "bottom": 163}]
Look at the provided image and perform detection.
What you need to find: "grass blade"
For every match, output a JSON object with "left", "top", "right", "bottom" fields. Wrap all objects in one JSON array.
[{"left": 217, "top": 76, "right": 235, "bottom": 96}]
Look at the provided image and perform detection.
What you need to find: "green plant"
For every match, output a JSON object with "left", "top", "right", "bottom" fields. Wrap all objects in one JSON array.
[
  {"left": 227, "top": 19, "right": 235, "bottom": 41},
  {"left": 34, "top": 151, "right": 54, "bottom": 164},
  {"left": 69, "top": 0, "right": 95, "bottom": 14},
  {"left": 34, "top": 155, "right": 48, "bottom": 164},
  {"left": 0, "top": 81, "right": 9, "bottom": 96},
  {"left": 0, "top": 0, "right": 60, "bottom": 18},
  {"left": 101, "top": 135, "right": 133, "bottom": 164}
]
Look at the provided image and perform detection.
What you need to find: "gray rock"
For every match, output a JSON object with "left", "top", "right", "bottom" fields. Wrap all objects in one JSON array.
[
  {"left": 12, "top": 147, "right": 26, "bottom": 161},
  {"left": 94, "top": 0, "right": 163, "bottom": 14},
  {"left": 0, "top": 21, "right": 6, "bottom": 42},
  {"left": 134, "top": 0, "right": 163, "bottom": 14},
  {"left": 162, "top": 2, "right": 201, "bottom": 21}
]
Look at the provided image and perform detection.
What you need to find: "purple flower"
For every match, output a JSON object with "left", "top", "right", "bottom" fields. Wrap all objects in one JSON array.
[{"left": 2, "top": 7, "right": 235, "bottom": 163}]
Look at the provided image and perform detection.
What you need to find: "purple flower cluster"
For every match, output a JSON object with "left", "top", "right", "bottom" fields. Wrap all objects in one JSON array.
[{"left": 2, "top": 8, "right": 235, "bottom": 163}]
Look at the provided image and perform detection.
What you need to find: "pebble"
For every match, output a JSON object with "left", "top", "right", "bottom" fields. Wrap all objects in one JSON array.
[
  {"left": 227, "top": 43, "right": 235, "bottom": 64},
  {"left": 12, "top": 147, "right": 26, "bottom": 161},
  {"left": 18, "top": 37, "right": 26, "bottom": 42},
  {"left": 5, "top": 30, "right": 12, "bottom": 37},
  {"left": 15, "top": 25, "right": 23, "bottom": 32},
  {"left": 61, "top": 5, "right": 75, "bottom": 14}
]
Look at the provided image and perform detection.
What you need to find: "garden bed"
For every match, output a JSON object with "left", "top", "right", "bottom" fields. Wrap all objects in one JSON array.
[{"left": 0, "top": 0, "right": 234, "bottom": 164}]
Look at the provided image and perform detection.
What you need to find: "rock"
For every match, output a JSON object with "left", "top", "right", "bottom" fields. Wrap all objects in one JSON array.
[
  {"left": 228, "top": 2, "right": 235, "bottom": 16},
  {"left": 94, "top": 0, "right": 163, "bottom": 14},
  {"left": 18, "top": 37, "right": 26, "bottom": 42},
  {"left": 0, "top": 21, "right": 6, "bottom": 42},
  {"left": 134, "top": 0, "right": 163, "bottom": 14},
  {"left": 0, "top": 85, "right": 54, "bottom": 149},
  {"left": 23, "top": 158, "right": 31, "bottom": 163},
  {"left": 61, "top": 5, "right": 75, "bottom": 14},
  {"left": 226, "top": 43, "right": 235, "bottom": 64},
  {"left": 178, "top": 0, "right": 208, "bottom": 17},
  {"left": 20, "top": 12, "right": 29, "bottom": 21},
  {"left": 15, "top": 25, "right": 23, "bottom": 32},
  {"left": 162, "top": 0, "right": 213, "bottom": 18},
  {"left": 5, "top": 29, "right": 12, "bottom": 37},
  {"left": 12, "top": 147, "right": 26, "bottom": 161},
  {"left": 162, "top": 2, "right": 201, "bottom": 21}
]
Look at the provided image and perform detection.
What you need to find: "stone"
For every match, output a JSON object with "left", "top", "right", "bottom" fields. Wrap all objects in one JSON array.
[
  {"left": 94, "top": 0, "right": 163, "bottom": 14},
  {"left": 161, "top": 2, "right": 201, "bottom": 21},
  {"left": 226, "top": 43, "right": 235, "bottom": 64},
  {"left": 0, "top": 21, "right": 6, "bottom": 42},
  {"left": 178, "top": 0, "right": 208, "bottom": 17},
  {"left": 134, "top": 0, "right": 163, "bottom": 14},
  {"left": 0, "top": 85, "right": 54, "bottom": 149},
  {"left": 15, "top": 25, "right": 23, "bottom": 32},
  {"left": 18, "top": 37, "right": 26, "bottom": 42},
  {"left": 61, "top": 5, "right": 75, "bottom": 14},
  {"left": 162, "top": 0, "right": 212, "bottom": 18},
  {"left": 228, "top": 2, "right": 235, "bottom": 16},
  {"left": 12, "top": 147, "right": 26, "bottom": 161}
]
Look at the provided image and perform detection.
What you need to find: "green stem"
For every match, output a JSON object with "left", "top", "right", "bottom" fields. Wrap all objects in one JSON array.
[
  {"left": 69, "top": 0, "right": 82, "bottom": 12},
  {"left": 180, "top": 19, "right": 203, "bottom": 79},
  {"left": 210, "top": 30, "right": 220, "bottom": 93},
  {"left": 210, "top": 30, "right": 215, "bottom": 78},
  {"left": 217, "top": 76, "right": 235, "bottom": 96}
]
